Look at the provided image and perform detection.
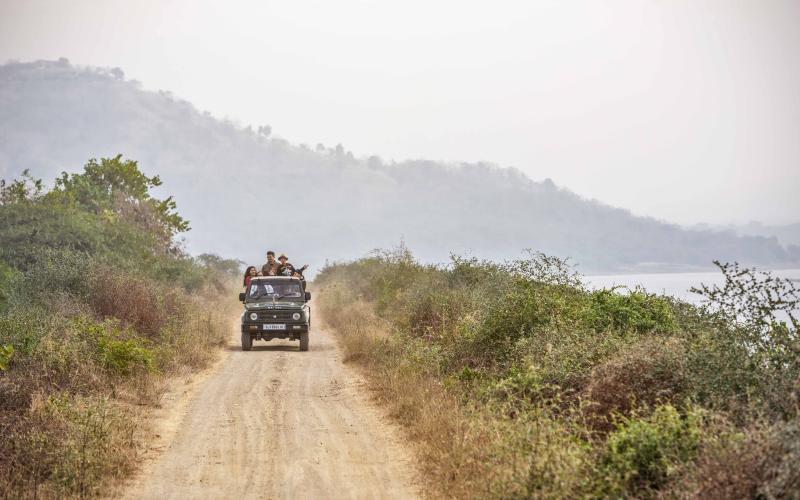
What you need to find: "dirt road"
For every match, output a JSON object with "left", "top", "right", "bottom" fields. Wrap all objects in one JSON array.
[{"left": 122, "top": 307, "right": 420, "bottom": 500}]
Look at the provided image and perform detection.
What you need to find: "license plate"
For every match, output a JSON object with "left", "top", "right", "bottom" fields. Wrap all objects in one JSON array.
[{"left": 263, "top": 324, "right": 286, "bottom": 331}]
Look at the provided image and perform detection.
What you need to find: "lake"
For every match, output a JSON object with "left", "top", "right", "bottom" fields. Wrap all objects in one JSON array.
[{"left": 584, "top": 269, "right": 800, "bottom": 306}]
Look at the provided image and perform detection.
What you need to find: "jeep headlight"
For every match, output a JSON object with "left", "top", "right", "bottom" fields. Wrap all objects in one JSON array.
[
  {"left": 249, "top": 312, "right": 258, "bottom": 321},
  {"left": 292, "top": 312, "right": 301, "bottom": 321}
]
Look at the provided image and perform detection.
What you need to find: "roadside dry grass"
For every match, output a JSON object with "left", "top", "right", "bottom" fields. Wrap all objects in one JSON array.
[
  {"left": 0, "top": 157, "right": 245, "bottom": 498},
  {"left": 315, "top": 251, "right": 800, "bottom": 499},
  {"left": 319, "top": 294, "right": 594, "bottom": 498},
  {"left": 319, "top": 297, "right": 480, "bottom": 498},
  {"left": 0, "top": 276, "right": 239, "bottom": 499}
]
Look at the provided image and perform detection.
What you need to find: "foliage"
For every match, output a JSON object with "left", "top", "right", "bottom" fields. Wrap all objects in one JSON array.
[
  {"left": 9, "top": 248, "right": 94, "bottom": 306},
  {"left": 582, "top": 338, "right": 689, "bottom": 429},
  {"left": 53, "top": 155, "right": 189, "bottom": 241},
  {"left": 692, "top": 261, "right": 799, "bottom": 371},
  {"left": 0, "top": 392, "right": 139, "bottom": 498},
  {"left": 0, "top": 157, "right": 194, "bottom": 274},
  {"left": 72, "top": 316, "right": 154, "bottom": 375},
  {"left": 597, "top": 404, "right": 703, "bottom": 495},
  {"left": 0, "top": 260, "right": 16, "bottom": 311},
  {"left": 196, "top": 253, "right": 243, "bottom": 276},
  {"left": 0, "top": 169, "right": 43, "bottom": 204},
  {"left": 586, "top": 287, "right": 676, "bottom": 334},
  {"left": 0, "top": 193, "right": 107, "bottom": 271},
  {"left": 0, "top": 158, "right": 237, "bottom": 497},
  {"left": 0, "top": 344, "right": 12, "bottom": 370},
  {"left": 317, "top": 249, "right": 800, "bottom": 498},
  {"left": 503, "top": 250, "right": 583, "bottom": 288},
  {"left": 692, "top": 260, "right": 799, "bottom": 329}
]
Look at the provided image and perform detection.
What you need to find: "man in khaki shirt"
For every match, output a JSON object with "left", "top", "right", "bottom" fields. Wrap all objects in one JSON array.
[{"left": 261, "top": 251, "right": 280, "bottom": 276}]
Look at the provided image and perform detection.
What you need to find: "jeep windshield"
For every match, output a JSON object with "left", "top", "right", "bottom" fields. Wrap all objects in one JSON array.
[{"left": 246, "top": 280, "right": 304, "bottom": 301}]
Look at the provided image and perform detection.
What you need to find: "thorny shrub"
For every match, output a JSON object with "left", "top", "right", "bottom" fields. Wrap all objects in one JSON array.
[{"left": 317, "top": 248, "right": 800, "bottom": 498}]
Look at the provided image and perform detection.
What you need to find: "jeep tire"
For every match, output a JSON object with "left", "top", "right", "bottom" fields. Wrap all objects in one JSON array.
[
  {"left": 241, "top": 331, "right": 252, "bottom": 351},
  {"left": 299, "top": 331, "right": 309, "bottom": 351}
]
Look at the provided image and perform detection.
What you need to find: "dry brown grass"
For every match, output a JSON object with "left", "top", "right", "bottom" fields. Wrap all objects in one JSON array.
[
  {"left": 314, "top": 255, "right": 800, "bottom": 498},
  {"left": 89, "top": 269, "right": 182, "bottom": 338},
  {"left": 582, "top": 337, "right": 689, "bottom": 432},
  {"left": 0, "top": 392, "right": 141, "bottom": 499},
  {"left": 0, "top": 280, "right": 239, "bottom": 498},
  {"left": 668, "top": 418, "right": 800, "bottom": 500},
  {"left": 680, "top": 434, "right": 770, "bottom": 499},
  {"left": 318, "top": 293, "right": 478, "bottom": 497},
  {"left": 318, "top": 288, "right": 592, "bottom": 499}
]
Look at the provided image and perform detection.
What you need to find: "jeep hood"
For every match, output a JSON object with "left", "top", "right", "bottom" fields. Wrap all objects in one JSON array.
[{"left": 244, "top": 302, "right": 304, "bottom": 310}]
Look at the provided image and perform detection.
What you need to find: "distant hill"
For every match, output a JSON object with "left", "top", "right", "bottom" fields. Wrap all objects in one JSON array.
[
  {"left": 689, "top": 221, "right": 800, "bottom": 254},
  {"left": 732, "top": 222, "right": 800, "bottom": 249},
  {"left": 1, "top": 59, "right": 798, "bottom": 273}
]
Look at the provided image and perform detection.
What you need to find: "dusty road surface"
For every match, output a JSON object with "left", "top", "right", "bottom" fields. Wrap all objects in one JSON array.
[{"left": 122, "top": 306, "right": 419, "bottom": 500}]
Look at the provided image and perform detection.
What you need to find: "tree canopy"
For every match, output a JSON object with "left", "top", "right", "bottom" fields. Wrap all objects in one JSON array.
[{"left": 0, "top": 156, "right": 190, "bottom": 272}]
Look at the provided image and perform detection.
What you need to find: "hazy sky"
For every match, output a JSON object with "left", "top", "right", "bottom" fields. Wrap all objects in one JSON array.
[{"left": 1, "top": 0, "right": 798, "bottom": 225}]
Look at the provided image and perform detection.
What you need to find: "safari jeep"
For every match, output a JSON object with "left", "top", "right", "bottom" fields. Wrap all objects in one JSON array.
[{"left": 238, "top": 276, "right": 311, "bottom": 351}]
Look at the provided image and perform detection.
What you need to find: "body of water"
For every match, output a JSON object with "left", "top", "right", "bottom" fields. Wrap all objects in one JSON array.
[{"left": 584, "top": 269, "right": 800, "bottom": 306}]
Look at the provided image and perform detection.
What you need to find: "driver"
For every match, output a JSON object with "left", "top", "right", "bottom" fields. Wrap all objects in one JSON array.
[{"left": 250, "top": 282, "right": 275, "bottom": 299}]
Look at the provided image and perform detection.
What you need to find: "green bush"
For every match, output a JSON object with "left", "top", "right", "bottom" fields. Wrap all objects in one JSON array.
[
  {"left": 759, "top": 419, "right": 800, "bottom": 498},
  {"left": 9, "top": 249, "right": 94, "bottom": 306},
  {"left": 483, "top": 364, "right": 551, "bottom": 403},
  {"left": 98, "top": 337, "right": 154, "bottom": 375},
  {"left": 692, "top": 261, "right": 799, "bottom": 381},
  {"left": 0, "top": 344, "right": 12, "bottom": 370},
  {"left": 598, "top": 404, "right": 702, "bottom": 495},
  {"left": 317, "top": 249, "right": 800, "bottom": 498},
  {"left": 72, "top": 316, "right": 154, "bottom": 375},
  {"left": 586, "top": 288, "right": 676, "bottom": 334},
  {"left": 0, "top": 260, "right": 16, "bottom": 311},
  {"left": 471, "top": 279, "right": 586, "bottom": 366},
  {"left": 0, "top": 308, "right": 50, "bottom": 355},
  {"left": 510, "top": 413, "right": 592, "bottom": 498},
  {"left": 0, "top": 158, "right": 237, "bottom": 497}
]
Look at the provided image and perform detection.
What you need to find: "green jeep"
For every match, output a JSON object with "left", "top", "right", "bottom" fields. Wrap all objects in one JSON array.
[{"left": 238, "top": 276, "right": 311, "bottom": 351}]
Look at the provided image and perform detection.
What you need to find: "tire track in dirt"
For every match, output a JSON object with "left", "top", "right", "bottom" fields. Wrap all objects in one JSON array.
[{"left": 121, "top": 302, "right": 419, "bottom": 500}]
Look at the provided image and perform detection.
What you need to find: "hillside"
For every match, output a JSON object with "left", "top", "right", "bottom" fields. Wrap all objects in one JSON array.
[
  {"left": 1, "top": 59, "right": 797, "bottom": 272},
  {"left": 733, "top": 222, "right": 800, "bottom": 249}
]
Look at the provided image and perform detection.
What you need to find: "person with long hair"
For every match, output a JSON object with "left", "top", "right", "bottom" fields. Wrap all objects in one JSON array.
[{"left": 243, "top": 266, "right": 258, "bottom": 287}]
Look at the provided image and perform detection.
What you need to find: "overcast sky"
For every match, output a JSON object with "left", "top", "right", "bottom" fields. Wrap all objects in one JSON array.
[{"left": 1, "top": 0, "right": 798, "bottom": 225}]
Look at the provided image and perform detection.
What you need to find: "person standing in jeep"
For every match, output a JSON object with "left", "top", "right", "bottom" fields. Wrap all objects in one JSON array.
[
  {"left": 277, "top": 254, "right": 307, "bottom": 277},
  {"left": 278, "top": 254, "right": 309, "bottom": 288},
  {"left": 262, "top": 251, "right": 280, "bottom": 276}
]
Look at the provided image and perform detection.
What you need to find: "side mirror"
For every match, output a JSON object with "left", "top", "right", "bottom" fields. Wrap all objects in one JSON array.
[
  {"left": 238, "top": 292, "right": 246, "bottom": 302},
  {"left": 305, "top": 291, "right": 312, "bottom": 301}
]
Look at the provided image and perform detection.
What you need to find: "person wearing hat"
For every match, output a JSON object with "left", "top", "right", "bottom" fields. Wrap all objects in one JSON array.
[
  {"left": 276, "top": 254, "right": 292, "bottom": 276},
  {"left": 277, "top": 254, "right": 309, "bottom": 286}
]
